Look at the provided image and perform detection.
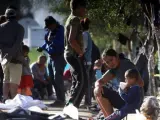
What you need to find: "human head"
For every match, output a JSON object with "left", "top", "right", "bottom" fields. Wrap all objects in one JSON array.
[
  {"left": 44, "top": 16, "right": 57, "bottom": 30},
  {"left": 140, "top": 96, "right": 159, "bottom": 120},
  {"left": 125, "top": 69, "right": 140, "bottom": 86},
  {"left": 5, "top": 8, "right": 17, "bottom": 20},
  {"left": 22, "top": 45, "right": 30, "bottom": 57},
  {"left": 0, "top": 15, "right": 6, "bottom": 24},
  {"left": 70, "top": 0, "right": 87, "bottom": 17},
  {"left": 102, "top": 49, "right": 119, "bottom": 69},
  {"left": 80, "top": 18, "right": 90, "bottom": 31},
  {"left": 37, "top": 55, "right": 47, "bottom": 65}
]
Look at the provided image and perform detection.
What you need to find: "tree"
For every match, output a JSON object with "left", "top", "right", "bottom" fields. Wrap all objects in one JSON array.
[{"left": 48, "top": 0, "right": 144, "bottom": 52}]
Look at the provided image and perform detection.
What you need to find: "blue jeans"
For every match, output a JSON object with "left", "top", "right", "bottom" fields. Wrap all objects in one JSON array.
[{"left": 48, "top": 55, "right": 66, "bottom": 102}]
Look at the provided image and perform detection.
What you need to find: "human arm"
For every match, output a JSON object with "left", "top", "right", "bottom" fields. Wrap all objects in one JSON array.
[
  {"left": 120, "top": 86, "right": 140, "bottom": 103},
  {"left": 94, "top": 70, "right": 115, "bottom": 97},
  {"left": 48, "top": 26, "right": 64, "bottom": 54},
  {"left": 95, "top": 69, "right": 115, "bottom": 88},
  {"left": 30, "top": 64, "right": 45, "bottom": 83},
  {"left": 68, "top": 17, "right": 83, "bottom": 56},
  {"left": 38, "top": 32, "right": 50, "bottom": 52}
]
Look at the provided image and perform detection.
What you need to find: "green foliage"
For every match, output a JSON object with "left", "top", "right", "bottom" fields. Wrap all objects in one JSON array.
[{"left": 48, "top": 0, "right": 143, "bottom": 49}]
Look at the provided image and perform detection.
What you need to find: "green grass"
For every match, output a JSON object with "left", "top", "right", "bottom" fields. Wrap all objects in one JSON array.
[{"left": 29, "top": 48, "right": 43, "bottom": 64}]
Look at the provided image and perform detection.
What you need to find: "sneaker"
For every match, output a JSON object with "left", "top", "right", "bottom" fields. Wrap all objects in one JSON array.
[
  {"left": 80, "top": 104, "right": 90, "bottom": 110},
  {"left": 90, "top": 111, "right": 104, "bottom": 120},
  {"left": 50, "top": 100, "right": 65, "bottom": 107},
  {"left": 48, "top": 94, "right": 57, "bottom": 100},
  {"left": 89, "top": 104, "right": 100, "bottom": 112}
]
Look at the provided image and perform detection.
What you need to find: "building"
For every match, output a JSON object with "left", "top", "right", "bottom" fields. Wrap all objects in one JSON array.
[{"left": 19, "top": 17, "right": 46, "bottom": 47}]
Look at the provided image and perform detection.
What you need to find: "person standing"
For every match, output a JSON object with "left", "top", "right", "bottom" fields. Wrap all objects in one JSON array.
[
  {"left": 18, "top": 45, "right": 33, "bottom": 96},
  {"left": 0, "top": 8, "right": 24, "bottom": 101},
  {"left": 64, "top": 0, "right": 87, "bottom": 108},
  {"left": 80, "top": 18, "right": 93, "bottom": 107},
  {"left": 0, "top": 15, "right": 6, "bottom": 100},
  {"left": 37, "top": 16, "right": 66, "bottom": 106}
]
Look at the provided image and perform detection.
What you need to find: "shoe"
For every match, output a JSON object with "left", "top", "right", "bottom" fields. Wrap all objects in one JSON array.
[
  {"left": 50, "top": 100, "right": 65, "bottom": 107},
  {"left": 48, "top": 94, "right": 57, "bottom": 100},
  {"left": 89, "top": 104, "right": 100, "bottom": 112},
  {"left": 43, "top": 95, "right": 48, "bottom": 100},
  {"left": 80, "top": 104, "right": 90, "bottom": 110},
  {"left": 90, "top": 111, "right": 104, "bottom": 120}
]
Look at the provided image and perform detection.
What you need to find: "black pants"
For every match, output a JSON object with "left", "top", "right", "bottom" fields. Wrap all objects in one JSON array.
[
  {"left": 84, "top": 65, "right": 92, "bottom": 105},
  {"left": 34, "top": 80, "right": 53, "bottom": 99},
  {"left": 65, "top": 55, "right": 87, "bottom": 108},
  {"left": 0, "top": 64, "right": 3, "bottom": 99},
  {"left": 48, "top": 55, "right": 66, "bottom": 102}
]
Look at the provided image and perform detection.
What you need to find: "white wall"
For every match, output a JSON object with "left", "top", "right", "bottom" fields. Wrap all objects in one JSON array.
[{"left": 28, "top": 27, "right": 46, "bottom": 47}]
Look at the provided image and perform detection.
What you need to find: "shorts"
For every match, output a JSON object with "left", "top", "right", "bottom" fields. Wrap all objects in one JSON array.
[
  {"left": 102, "top": 86, "right": 125, "bottom": 109},
  {"left": 2, "top": 62, "right": 22, "bottom": 85}
]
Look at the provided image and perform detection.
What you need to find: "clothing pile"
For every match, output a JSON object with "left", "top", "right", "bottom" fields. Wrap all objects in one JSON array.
[{"left": 0, "top": 94, "right": 47, "bottom": 110}]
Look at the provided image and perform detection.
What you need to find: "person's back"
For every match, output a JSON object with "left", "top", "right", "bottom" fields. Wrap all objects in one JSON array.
[
  {"left": 0, "top": 20, "right": 24, "bottom": 60},
  {"left": 0, "top": 8, "right": 24, "bottom": 100},
  {"left": 119, "top": 85, "right": 141, "bottom": 113}
]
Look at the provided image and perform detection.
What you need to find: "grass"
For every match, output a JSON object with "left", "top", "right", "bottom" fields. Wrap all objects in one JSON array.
[{"left": 29, "top": 48, "right": 44, "bottom": 64}]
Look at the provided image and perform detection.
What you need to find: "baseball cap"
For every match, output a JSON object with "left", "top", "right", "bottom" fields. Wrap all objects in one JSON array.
[
  {"left": 44, "top": 16, "right": 57, "bottom": 28},
  {"left": 5, "top": 8, "right": 16, "bottom": 18}
]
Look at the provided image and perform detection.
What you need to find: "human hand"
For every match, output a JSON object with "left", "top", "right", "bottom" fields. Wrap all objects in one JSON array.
[
  {"left": 78, "top": 53, "right": 85, "bottom": 61},
  {"left": 37, "top": 47, "right": 43, "bottom": 52}
]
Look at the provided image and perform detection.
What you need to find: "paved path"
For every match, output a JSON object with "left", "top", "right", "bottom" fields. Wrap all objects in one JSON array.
[{"left": 43, "top": 98, "right": 160, "bottom": 120}]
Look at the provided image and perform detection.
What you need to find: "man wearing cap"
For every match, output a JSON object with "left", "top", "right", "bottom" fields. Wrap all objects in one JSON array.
[
  {"left": 37, "top": 16, "right": 66, "bottom": 106},
  {"left": 0, "top": 8, "right": 24, "bottom": 100}
]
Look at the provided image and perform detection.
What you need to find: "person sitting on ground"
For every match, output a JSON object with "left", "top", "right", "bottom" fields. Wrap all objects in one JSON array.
[
  {"left": 101, "top": 69, "right": 143, "bottom": 120},
  {"left": 30, "top": 55, "right": 54, "bottom": 100},
  {"left": 93, "top": 49, "right": 144, "bottom": 119},
  {"left": 18, "top": 45, "right": 33, "bottom": 96},
  {"left": 139, "top": 96, "right": 159, "bottom": 120}
]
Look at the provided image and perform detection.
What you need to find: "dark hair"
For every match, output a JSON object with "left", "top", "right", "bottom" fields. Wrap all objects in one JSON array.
[
  {"left": 119, "top": 53, "right": 125, "bottom": 59},
  {"left": 81, "top": 18, "right": 90, "bottom": 31},
  {"left": 125, "top": 69, "right": 140, "bottom": 80},
  {"left": 102, "top": 49, "right": 118, "bottom": 58},
  {"left": 38, "top": 55, "right": 47, "bottom": 61},
  {"left": 70, "top": 0, "right": 86, "bottom": 10},
  {"left": 7, "top": 5, "right": 18, "bottom": 11},
  {"left": 23, "top": 45, "right": 30, "bottom": 53},
  {"left": 0, "top": 15, "right": 6, "bottom": 24}
]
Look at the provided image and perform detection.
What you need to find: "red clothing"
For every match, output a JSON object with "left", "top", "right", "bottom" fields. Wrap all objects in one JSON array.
[
  {"left": 19, "top": 75, "right": 34, "bottom": 89},
  {"left": 63, "top": 69, "right": 71, "bottom": 81}
]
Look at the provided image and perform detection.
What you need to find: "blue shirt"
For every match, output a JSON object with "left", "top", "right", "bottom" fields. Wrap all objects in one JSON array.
[
  {"left": 105, "top": 85, "right": 141, "bottom": 120},
  {"left": 41, "top": 25, "right": 64, "bottom": 55},
  {"left": 83, "top": 31, "right": 92, "bottom": 63}
]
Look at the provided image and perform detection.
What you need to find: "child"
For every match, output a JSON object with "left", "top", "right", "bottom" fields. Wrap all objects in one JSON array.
[
  {"left": 103, "top": 69, "right": 143, "bottom": 120},
  {"left": 139, "top": 96, "right": 159, "bottom": 120},
  {"left": 18, "top": 45, "right": 33, "bottom": 96}
]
